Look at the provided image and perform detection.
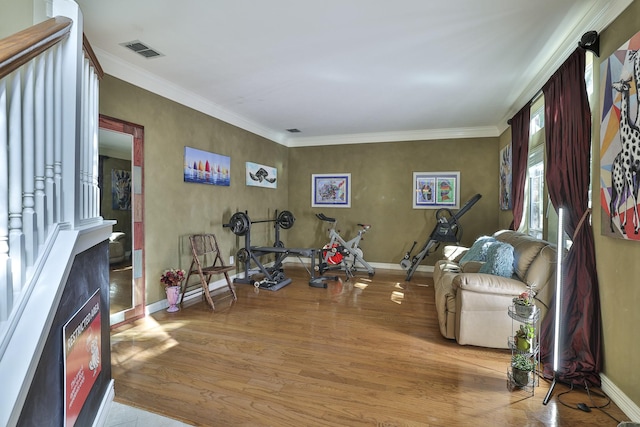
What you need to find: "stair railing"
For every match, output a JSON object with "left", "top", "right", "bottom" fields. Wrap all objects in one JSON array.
[{"left": 0, "top": 6, "right": 103, "bottom": 354}]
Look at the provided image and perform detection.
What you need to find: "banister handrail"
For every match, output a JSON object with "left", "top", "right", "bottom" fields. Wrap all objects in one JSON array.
[
  {"left": 0, "top": 16, "right": 72, "bottom": 80},
  {"left": 83, "top": 33, "right": 104, "bottom": 79}
]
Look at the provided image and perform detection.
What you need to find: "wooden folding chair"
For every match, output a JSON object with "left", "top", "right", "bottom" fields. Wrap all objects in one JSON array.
[{"left": 182, "top": 234, "right": 237, "bottom": 310}]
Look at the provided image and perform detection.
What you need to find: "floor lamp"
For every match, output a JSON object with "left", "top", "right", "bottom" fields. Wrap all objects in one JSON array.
[{"left": 543, "top": 207, "right": 565, "bottom": 405}]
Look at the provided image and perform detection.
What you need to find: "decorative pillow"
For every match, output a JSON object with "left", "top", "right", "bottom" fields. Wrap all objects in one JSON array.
[
  {"left": 479, "top": 242, "right": 515, "bottom": 277},
  {"left": 459, "top": 236, "right": 496, "bottom": 264}
]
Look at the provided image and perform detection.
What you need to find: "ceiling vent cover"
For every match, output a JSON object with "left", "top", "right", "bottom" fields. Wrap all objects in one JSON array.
[{"left": 120, "top": 40, "right": 164, "bottom": 59}]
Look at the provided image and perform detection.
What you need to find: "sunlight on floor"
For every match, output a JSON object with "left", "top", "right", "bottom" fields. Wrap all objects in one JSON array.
[
  {"left": 390, "top": 290, "right": 404, "bottom": 304},
  {"left": 353, "top": 281, "right": 368, "bottom": 290},
  {"left": 111, "top": 317, "right": 184, "bottom": 366}
]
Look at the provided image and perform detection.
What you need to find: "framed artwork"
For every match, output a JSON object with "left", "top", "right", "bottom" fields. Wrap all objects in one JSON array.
[
  {"left": 500, "top": 143, "right": 512, "bottom": 210},
  {"left": 246, "top": 162, "right": 277, "bottom": 189},
  {"left": 312, "top": 173, "right": 351, "bottom": 207},
  {"left": 111, "top": 169, "right": 131, "bottom": 210},
  {"left": 183, "top": 146, "right": 230, "bottom": 186},
  {"left": 600, "top": 30, "right": 640, "bottom": 240},
  {"left": 413, "top": 171, "right": 460, "bottom": 209}
]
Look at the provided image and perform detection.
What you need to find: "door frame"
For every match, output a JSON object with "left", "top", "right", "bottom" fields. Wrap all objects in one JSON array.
[{"left": 100, "top": 114, "right": 146, "bottom": 328}]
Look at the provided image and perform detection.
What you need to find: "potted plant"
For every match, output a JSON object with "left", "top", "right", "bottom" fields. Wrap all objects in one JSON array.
[
  {"left": 514, "top": 323, "right": 535, "bottom": 352},
  {"left": 511, "top": 353, "right": 535, "bottom": 387},
  {"left": 512, "top": 288, "right": 536, "bottom": 318},
  {"left": 161, "top": 268, "right": 186, "bottom": 312}
]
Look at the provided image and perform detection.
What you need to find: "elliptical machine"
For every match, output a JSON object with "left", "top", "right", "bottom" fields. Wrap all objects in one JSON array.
[
  {"left": 401, "top": 193, "right": 482, "bottom": 281},
  {"left": 316, "top": 213, "right": 375, "bottom": 280}
]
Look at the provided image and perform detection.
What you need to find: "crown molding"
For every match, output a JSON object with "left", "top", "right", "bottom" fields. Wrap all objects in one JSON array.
[
  {"left": 94, "top": 48, "right": 289, "bottom": 146},
  {"left": 285, "top": 126, "right": 500, "bottom": 147}
]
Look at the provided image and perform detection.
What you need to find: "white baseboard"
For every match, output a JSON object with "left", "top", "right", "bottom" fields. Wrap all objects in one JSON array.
[
  {"left": 146, "top": 274, "right": 241, "bottom": 315},
  {"left": 92, "top": 379, "right": 115, "bottom": 427},
  {"left": 281, "top": 256, "right": 434, "bottom": 274},
  {"left": 601, "top": 373, "right": 640, "bottom": 422}
]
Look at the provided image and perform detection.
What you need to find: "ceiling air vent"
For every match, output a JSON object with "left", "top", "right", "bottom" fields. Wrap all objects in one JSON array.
[
  {"left": 286, "top": 128, "right": 301, "bottom": 133},
  {"left": 120, "top": 40, "right": 164, "bottom": 59}
]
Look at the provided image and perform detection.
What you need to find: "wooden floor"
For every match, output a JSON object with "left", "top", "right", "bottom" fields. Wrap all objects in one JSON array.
[{"left": 110, "top": 267, "right": 628, "bottom": 426}]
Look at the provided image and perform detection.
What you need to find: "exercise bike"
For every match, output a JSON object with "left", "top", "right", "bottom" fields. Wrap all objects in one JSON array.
[
  {"left": 316, "top": 213, "right": 375, "bottom": 280},
  {"left": 401, "top": 193, "right": 482, "bottom": 281}
]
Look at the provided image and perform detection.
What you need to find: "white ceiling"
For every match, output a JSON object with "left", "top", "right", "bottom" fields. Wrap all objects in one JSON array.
[{"left": 76, "top": 0, "right": 631, "bottom": 147}]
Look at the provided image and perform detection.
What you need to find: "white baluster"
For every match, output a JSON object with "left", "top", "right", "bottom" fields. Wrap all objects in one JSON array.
[
  {"left": 91, "top": 69, "right": 100, "bottom": 218},
  {"left": 54, "top": 45, "right": 63, "bottom": 223},
  {"left": 8, "top": 72, "right": 25, "bottom": 291},
  {"left": 35, "top": 55, "right": 46, "bottom": 246},
  {"left": 81, "top": 58, "right": 89, "bottom": 220},
  {"left": 45, "top": 49, "right": 55, "bottom": 229},
  {"left": 0, "top": 79, "right": 13, "bottom": 321},
  {"left": 22, "top": 60, "right": 36, "bottom": 267}
]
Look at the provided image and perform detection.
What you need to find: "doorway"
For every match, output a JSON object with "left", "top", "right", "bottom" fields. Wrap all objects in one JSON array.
[
  {"left": 98, "top": 115, "right": 145, "bottom": 327},
  {"left": 100, "top": 129, "right": 133, "bottom": 315}
]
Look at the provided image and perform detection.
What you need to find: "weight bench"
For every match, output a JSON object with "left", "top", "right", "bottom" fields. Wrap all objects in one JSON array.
[
  {"left": 224, "top": 210, "right": 336, "bottom": 290},
  {"left": 235, "top": 245, "right": 335, "bottom": 290}
]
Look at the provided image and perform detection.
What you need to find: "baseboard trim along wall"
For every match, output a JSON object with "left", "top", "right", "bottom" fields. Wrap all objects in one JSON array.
[{"left": 601, "top": 373, "right": 640, "bottom": 423}]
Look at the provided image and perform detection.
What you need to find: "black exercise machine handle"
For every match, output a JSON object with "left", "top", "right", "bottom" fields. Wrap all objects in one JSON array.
[
  {"left": 316, "top": 213, "right": 336, "bottom": 223},
  {"left": 454, "top": 193, "right": 482, "bottom": 220}
]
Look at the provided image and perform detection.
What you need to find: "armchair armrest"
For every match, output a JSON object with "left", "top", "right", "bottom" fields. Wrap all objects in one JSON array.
[
  {"left": 453, "top": 273, "right": 529, "bottom": 296},
  {"left": 442, "top": 245, "right": 468, "bottom": 262}
]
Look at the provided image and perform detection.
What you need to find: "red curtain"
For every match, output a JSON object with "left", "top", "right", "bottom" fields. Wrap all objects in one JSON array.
[
  {"left": 539, "top": 48, "right": 602, "bottom": 387},
  {"left": 509, "top": 103, "right": 531, "bottom": 230}
]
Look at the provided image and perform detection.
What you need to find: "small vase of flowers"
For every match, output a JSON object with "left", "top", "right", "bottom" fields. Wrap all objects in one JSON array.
[
  {"left": 513, "top": 288, "right": 535, "bottom": 318},
  {"left": 161, "top": 269, "right": 185, "bottom": 312}
]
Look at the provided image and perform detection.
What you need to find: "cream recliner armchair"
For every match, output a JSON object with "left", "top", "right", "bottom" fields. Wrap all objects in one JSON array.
[{"left": 433, "top": 230, "right": 557, "bottom": 348}]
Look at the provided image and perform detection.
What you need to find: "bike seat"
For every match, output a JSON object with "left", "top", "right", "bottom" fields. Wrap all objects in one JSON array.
[
  {"left": 358, "top": 223, "right": 371, "bottom": 230},
  {"left": 316, "top": 213, "right": 336, "bottom": 222}
]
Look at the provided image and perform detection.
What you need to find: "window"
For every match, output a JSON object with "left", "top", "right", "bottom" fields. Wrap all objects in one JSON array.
[
  {"left": 530, "top": 105, "right": 544, "bottom": 135},
  {"left": 527, "top": 146, "right": 544, "bottom": 239}
]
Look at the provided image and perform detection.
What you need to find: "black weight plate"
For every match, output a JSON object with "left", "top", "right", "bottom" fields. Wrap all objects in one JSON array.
[
  {"left": 277, "top": 210, "right": 295, "bottom": 229},
  {"left": 229, "top": 212, "right": 250, "bottom": 236},
  {"left": 236, "top": 248, "right": 249, "bottom": 263}
]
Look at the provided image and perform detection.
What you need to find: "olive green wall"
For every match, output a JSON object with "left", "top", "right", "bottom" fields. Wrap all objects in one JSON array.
[
  {"left": 99, "top": 75, "right": 289, "bottom": 304},
  {"left": 0, "top": 0, "right": 49, "bottom": 39},
  {"left": 593, "top": 0, "right": 640, "bottom": 407},
  {"left": 285, "top": 138, "right": 500, "bottom": 266},
  {"left": 0, "top": 0, "right": 32, "bottom": 39}
]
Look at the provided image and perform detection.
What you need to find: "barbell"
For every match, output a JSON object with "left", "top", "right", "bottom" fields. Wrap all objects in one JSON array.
[{"left": 224, "top": 210, "right": 295, "bottom": 236}]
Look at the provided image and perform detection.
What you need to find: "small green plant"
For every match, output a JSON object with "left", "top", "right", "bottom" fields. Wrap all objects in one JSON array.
[
  {"left": 515, "top": 324, "right": 535, "bottom": 340},
  {"left": 514, "top": 324, "right": 535, "bottom": 351},
  {"left": 511, "top": 353, "right": 535, "bottom": 372}
]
